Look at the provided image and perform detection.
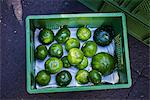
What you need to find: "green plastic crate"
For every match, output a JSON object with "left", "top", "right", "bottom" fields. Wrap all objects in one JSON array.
[
  {"left": 79, "top": 0, "right": 150, "bottom": 46},
  {"left": 26, "top": 13, "right": 131, "bottom": 94}
]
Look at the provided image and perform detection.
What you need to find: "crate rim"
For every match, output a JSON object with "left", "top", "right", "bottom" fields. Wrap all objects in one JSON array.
[{"left": 26, "top": 13, "right": 125, "bottom": 19}]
